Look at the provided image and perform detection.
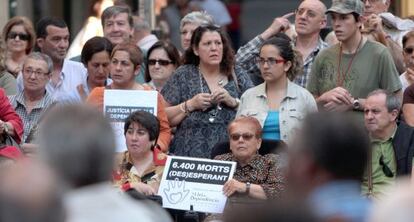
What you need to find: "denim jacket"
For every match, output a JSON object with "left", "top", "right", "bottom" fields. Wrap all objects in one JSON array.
[{"left": 236, "top": 80, "right": 317, "bottom": 144}]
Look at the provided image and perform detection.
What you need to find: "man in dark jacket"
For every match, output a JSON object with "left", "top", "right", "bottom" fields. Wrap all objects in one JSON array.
[{"left": 363, "top": 89, "right": 414, "bottom": 199}]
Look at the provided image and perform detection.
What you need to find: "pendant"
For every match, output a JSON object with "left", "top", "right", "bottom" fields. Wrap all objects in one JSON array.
[{"left": 209, "top": 117, "right": 215, "bottom": 123}]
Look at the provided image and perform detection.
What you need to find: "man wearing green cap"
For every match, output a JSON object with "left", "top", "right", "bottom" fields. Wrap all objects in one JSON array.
[{"left": 307, "top": 0, "right": 401, "bottom": 119}]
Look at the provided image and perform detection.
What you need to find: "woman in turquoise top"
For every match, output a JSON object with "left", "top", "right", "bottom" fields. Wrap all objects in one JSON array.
[{"left": 236, "top": 33, "right": 317, "bottom": 143}]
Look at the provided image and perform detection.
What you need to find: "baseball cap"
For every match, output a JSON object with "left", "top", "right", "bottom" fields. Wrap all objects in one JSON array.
[{"left": 326, "top": 0, "right": 365, "bottom": 16}]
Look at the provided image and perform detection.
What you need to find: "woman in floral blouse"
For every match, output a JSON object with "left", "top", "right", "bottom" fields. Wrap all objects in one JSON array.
[{"left": 161, "top": 25, "right": 253, "bottom": 158}]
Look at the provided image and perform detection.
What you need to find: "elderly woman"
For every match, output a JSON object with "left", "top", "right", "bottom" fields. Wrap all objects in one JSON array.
[
  {"left": 161, "top": 25, "right": 253, "bottom": 158},
  {"left": 63, "top": 37, "right": 112, "bottom": 103},
  {"left": 2, "top": 16, "right": 35, "bottom": 78},
  {"left": 237, "top": 33, "right": 317, "bottom": 143},
  {"left": 87, "top": 42, "right": 171, "bottom": 152},
  {"left": 113, "top": 110, "right": 167, "bottom": 195},
  {"left": 180, "top": 11, "right": 214, "bottom": 51},
  {"left": 215, "top": 116, "right": 285, "bottom": 199},
  {"left": 144, "top": 41, "right": 180, "bottom": 91}
]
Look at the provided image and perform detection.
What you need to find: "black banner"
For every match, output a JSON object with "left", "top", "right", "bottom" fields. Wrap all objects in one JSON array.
[{"left": 166, "top": 158, "right": 233, "bottom": 185}]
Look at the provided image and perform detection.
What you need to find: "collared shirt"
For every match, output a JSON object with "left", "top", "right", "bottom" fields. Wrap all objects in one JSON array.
[
  {"left": 17, "top": 60, "right": 87, "bottom": 102},
  {"left": 9, "top": 90, "right": 55, "bottom": 143},
  {"left": 236, "top": 80, "right": 317, "bottom": 144},
  {"left": 361, "top": 127, "right": 397, "bottom": 199},
  {"left": 113, "top": 149, "right": 167, "bottom": 189},
  {"left": 137, "top": 34, "right": 159, "bottom": 51},
  {"left": 293, "top": 37, "right": 328, "bottom": 88},
  {"left": 214, "top": 152, "right": 285, "bottom": 199},
  {"left": 235, "top": 35, "right": 327, "bottom": 87},
  {"left": 59, "top": 76, "right": 112, "bottom": 104}
]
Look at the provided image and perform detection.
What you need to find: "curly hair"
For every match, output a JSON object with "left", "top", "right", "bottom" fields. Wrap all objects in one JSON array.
[
  {"left": 183, "top": 25, "right": 235, "bottom": 77},
  {"left": 260, "top": 33, "right": 303, "bottom": 81}
]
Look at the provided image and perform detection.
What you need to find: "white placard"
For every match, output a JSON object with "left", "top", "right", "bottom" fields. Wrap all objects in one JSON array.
[
  {"left": 158, "top": 156, "right": 236, "bottom": 213},
  {"left": 104, "top": 90, "right": 158, "bottom": 152}
]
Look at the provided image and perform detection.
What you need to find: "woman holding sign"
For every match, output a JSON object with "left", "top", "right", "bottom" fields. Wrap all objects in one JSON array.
[
  {"left": 161, "top": 25, "right": 253, "bottom": 158},
  {"left": 113, "top": 110, "right": 167, "bottom": 195},
  {"left": 215, "top": 117, "right": 285, "bottom": 199},
  {"left": 87, "top": 43, "right": 171, "bottom": 152}
]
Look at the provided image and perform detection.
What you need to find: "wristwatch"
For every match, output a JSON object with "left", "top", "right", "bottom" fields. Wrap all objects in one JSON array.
[
  {"left": 353, "top": 98, "right": 361, "bottom": 110},
  {"left": 245, "top": 182, "right": 251, "bottom": 195}
]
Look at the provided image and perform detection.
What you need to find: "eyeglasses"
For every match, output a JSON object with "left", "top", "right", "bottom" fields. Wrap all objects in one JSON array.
[
  {"left": 148, "top": 59, "right": 173, "bottom": 66},
  {"left": 230, "top": 133, "right": 256, "bottom": 141},
  {"left": 295, "top": 8, "right": 319, "bottom": 18},
  {"left": 360, "top": 0, "right": 382, "bottom": 4},
  {"left": 7, "top": 32, "right": 30, "bottom": 41},
  {"left": 23, "top": 68, "right": 48, "bottom": 77},
  {"left": 379, "top": 155, "right": 394, "bottom": 178},
  {"left": 404, "top": 47, "right": 414, "bottom": 54},
  {"left": 256, "top": 57, "right": 285, "bottom": 66}
]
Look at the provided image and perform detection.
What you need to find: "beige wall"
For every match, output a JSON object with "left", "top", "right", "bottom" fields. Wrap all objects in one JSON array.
[{"left": 401, "top": 0, "right": 414, "bottom": 18}]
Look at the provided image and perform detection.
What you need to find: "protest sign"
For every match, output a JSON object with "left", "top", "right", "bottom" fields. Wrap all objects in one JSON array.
[
  {"left": 158, "top": 156, "right": 236, "bottom": 213},
  {"left": 104, "top": 90, "right": 157, "bottom": 152}
]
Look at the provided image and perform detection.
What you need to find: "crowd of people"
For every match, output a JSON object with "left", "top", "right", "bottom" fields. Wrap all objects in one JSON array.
[{"left": 2, "top": 0, "right": 414, "bottom": 221}]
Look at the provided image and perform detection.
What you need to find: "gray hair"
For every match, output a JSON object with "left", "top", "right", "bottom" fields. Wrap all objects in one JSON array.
[
  {"left": 180, "top": 11, "right": 214, "bottom": 30},
  {"left": 367, "top": 89, "right": 401, "bottom": 112},
  {"left": 133, "top": 16, "right": 151, "bottom": 32},
  {"left": 38, "top": 105, "right": 116, "bottom": 189},
  {"left": 23, "top": 52, "right": 53, "bottom": 74},
  {"left": 101, "top": 5, "right": 133, "bottom": 28}
]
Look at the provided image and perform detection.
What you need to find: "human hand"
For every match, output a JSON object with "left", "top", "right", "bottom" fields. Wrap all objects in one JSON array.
[
  {"left": 188, "top": 93, "right": 212, "bottom": 111},
  {"left": 0, "top": 120, "right": 6, "bottom": 134},
  {"left": 406, "top": 68, "right": 414, "bottom": 83},
  {"left": 319, "top": 87, "right": 353, "bottom": 105},
  {"left": 366, "top": 14, "right": 384, "bottom": 33},
  {"left": 223, "top": 179, "right": 246, "bottom": 197},
  {"left": 133, "top": 182, "right": 157, "bottom": 196},
  {"left": 211, "top": 87, "right": 233, "bottom": 107},
  {"left": 261, "top": 12, "right": 294, "bottom": 39}
]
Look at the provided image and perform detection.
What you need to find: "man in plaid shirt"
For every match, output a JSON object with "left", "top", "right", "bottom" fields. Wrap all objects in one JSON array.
[{"left": 236, "top": 0, "right": 328, "bottom": 87}]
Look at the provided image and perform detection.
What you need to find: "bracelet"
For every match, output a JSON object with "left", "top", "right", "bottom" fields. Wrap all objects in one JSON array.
[
  {"left": 179, "top": 102, "right": 186, "bottom": 113},
  {"left": 233, "top": 98, "right": 240, "bottom": 108},
  {"left": 184, "top": 100, "right": 191, "bottom": 114},
  {"left": 245, "top": 182, "right": 251, "bottom": 194}
]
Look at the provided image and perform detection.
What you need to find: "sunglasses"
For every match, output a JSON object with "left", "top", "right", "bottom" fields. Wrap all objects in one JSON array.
[
  {"left": 379, "top": 155, "right": 394, "bottom": 178},
  {"left": 148, "top": 59, "right": 173, "bottom": 66},
  {"left": 230, "top": 133, "right": 256, "bottom": 141},
  {"left": 256, "top": 57, "right": 285, "bottom": 66},
  {"left": 404, "top": 47, "right": 414, "bottom": 54},
  {"left": 7, "top": 32, "right": 30, "bottom": 41}
]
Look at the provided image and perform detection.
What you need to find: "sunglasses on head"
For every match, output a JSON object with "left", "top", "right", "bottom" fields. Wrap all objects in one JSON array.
[
  {"left": 7, "top": 32, "right": 30, "bottom": 41},
  {"left": 230, "top": 133, "right": 256, "bottom": 141},
  {"left": 148, "top": 59, "right": 173, "bottom": 66},
  {"left": 379, "top": 155, "right": 394, "bottom": 178},
  {"left": 404, "top": 47, "right": 414, "bottom": 54}
]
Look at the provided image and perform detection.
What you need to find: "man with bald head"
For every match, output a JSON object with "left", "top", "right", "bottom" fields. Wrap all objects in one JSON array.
[{"left": 236, "top": 0, "right": 328, "bottom": 87}]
